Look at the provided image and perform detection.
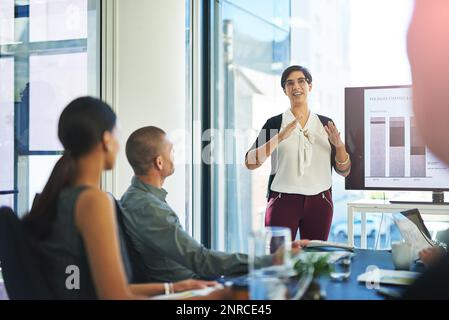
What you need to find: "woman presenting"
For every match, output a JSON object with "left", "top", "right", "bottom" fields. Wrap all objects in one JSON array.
[{"left": 245, "top": 65, "right": 351, "bottom": 241}]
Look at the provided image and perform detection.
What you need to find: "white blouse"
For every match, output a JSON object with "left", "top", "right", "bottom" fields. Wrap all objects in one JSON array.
[{"left": 270, "top": 110, "right": 333, "bottom": 196}]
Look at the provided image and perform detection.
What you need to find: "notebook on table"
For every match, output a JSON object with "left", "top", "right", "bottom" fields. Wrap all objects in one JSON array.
[
  {"left": 357, "top": 269, "right": 421, "bottom": 286},
  {"left": 304, "top": 240, "right": 355, "bottom": 251}
]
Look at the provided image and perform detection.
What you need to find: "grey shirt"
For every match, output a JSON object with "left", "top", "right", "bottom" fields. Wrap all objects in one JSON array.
[{"left": 120, "top": 176, "right": 272, "bottom": 282}]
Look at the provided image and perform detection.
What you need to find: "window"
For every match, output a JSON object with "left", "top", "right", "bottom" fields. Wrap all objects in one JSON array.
[
  {"left": 29, "top": 0, "right": 88, "bottom": 42},
  {"left": 210, "top": 0, "right": 291, "bottom": 252},
  {"left": 0, "top": 0, "right": 14, "bottom": 44},
  {"left": 185, "top": 0, "right": 192, "bottom": 234},
  {"left": 209, "top": 0, "right": 419, "bottom": 253},
  {"left": 0, "top": 57, "right": 14, "bottom": 208},
  {"left": 29, "top": 52, "right": 88, "bottom": 151},
  {"left": 0, "top": 0, "right": 100, "bottom": 215}
]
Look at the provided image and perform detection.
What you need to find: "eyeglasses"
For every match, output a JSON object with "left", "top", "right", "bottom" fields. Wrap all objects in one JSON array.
[{"left": 285, "top": 77, "right": 310, "bottom": 88}]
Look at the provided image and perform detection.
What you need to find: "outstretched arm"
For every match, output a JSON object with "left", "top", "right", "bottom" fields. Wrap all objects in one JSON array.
[
  {"left": 246, "top": 118, "right": 300, "bottom": 170},
  {"left": 76, "top": 189, "right": 220, "bottom": 299}
]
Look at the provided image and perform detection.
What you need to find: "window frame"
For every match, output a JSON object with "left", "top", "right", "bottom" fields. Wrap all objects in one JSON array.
[{"left": 0, "top": 0, "right": 101, "bottom": 214}]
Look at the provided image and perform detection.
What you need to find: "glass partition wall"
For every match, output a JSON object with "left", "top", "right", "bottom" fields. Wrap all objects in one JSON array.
[{"left": 208, "top": 0, "right": 417, "bottom": 252}]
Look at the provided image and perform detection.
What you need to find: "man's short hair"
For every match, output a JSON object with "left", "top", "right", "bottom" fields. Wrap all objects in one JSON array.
[{"left": 126, "top": 126, "right": 166, "bottom": 175}]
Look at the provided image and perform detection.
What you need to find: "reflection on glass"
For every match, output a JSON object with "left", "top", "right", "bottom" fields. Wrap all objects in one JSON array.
[
  {"left": 330, "top": 257, "right": 351, "bottom": 281},
  {"left": 0, "top": 57, "right": 14, "bottom": 191},
  {"left": 0, "top": 0, "right": 14, "bottom": 44},
  {"left": 226, "top": 0, "right": 290, "bottom": 31},
  {"left": 212, "top": 0, "right": 417, "bottom": 255},
  {"left": 30, "top": 0, "right": 88, "bottom": 42},
  {"left": 213, "top": 0, "right": 290, "bottom": 253},
  {"left": 29, "top": 52, "right": 87, "bottom": 151}
]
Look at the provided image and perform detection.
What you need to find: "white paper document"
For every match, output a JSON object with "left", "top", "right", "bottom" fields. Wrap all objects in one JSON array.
[
  {"left": 392, "top": 213, "right": 434, "bottom": 258},
  {"left": 150, "top": 285, "right": 224, "bottom": 300},
  {"left": 305, "top": 240, "right": 354, "bottom": 251},
  {"left": 357, "top": 269, "right": 421, "bottom": 286}
]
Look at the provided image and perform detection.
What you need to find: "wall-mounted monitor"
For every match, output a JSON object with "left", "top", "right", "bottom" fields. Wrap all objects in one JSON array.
[{"left": 345, "top": 85, "right": 449, "bottom": 192}]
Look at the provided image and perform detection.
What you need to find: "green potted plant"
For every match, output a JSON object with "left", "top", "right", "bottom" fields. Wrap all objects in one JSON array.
[{"left": 293, "top": 253, "right": 332, "bottom": 300}]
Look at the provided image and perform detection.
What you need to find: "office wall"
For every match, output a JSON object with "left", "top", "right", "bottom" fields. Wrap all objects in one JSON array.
[{"left": 106, "top": 0, "right": 186, "bottom": 225}]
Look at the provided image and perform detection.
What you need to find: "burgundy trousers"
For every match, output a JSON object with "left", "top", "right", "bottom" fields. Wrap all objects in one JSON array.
[{"left": 265, "top": 189, "right": 334, "bottom": 241}]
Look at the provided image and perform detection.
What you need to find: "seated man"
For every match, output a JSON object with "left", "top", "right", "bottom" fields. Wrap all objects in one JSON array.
[{"left": 120, "top": 126, "right": 307, "bottom": 282}]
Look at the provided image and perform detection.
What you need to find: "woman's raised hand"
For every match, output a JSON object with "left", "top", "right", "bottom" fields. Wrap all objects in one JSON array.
[
  {"left": 324, "top": 121, "right": 344, "bottom": 148},
  {"left": 279, "top": 115, "right": 303, "bottom": 142}
]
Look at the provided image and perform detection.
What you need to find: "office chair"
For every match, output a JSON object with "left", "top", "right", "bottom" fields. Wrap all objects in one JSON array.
[
  {"left": 114, "top": 200, "right": 149, "bottom": 284},
  {"left": 0, "top": 206, "right": 53, "bottom": 299}
]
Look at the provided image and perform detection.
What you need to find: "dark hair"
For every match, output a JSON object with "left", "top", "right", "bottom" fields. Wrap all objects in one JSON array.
[
  {"left": 280, "top": 65, "right": 312, "bottom": 89},
  {"left": 126, "top": 126, "right": 166, "bottom": 175},
  {"left": 23, "top": 96, "right": 117, "bottom": 240}
]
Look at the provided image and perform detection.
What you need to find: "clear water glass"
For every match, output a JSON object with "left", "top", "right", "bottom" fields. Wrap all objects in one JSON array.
[
  {"left": 248, "top": 226, "right": 292, "bottom": 300},
  {"left": 330, "top": 257, "right": 352, "bottom": 281}
]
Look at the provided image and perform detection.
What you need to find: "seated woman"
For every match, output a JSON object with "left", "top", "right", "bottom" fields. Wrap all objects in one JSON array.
[{"left": 22, "top": 97, "right": 216, "bottom": 299}]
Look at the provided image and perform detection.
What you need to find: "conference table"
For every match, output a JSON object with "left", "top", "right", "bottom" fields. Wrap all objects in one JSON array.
[
  {"left": 316, "top": 248, "right": 421, "bottom": 300},
  {"left": 227, "top": 249, "right": 424, "bottom": 300}
]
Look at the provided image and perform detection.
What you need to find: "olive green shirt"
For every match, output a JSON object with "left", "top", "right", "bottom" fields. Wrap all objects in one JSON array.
[{"left": 119, "top": 176, "right": 272, "bottom": 282}]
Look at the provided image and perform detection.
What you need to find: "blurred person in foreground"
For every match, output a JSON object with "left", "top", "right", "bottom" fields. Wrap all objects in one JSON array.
[{"left": 403, "top": 0, "right": 449, "bottom": 299}]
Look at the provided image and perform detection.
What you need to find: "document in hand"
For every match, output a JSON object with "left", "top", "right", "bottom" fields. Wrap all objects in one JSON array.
[{"left": 392, "top": 213, "right": 435, "bottom": 258}]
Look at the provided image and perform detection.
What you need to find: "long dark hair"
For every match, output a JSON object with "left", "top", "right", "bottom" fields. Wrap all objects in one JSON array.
[{"left": 22, "top": 97, "right": 117, "bottom": 240}]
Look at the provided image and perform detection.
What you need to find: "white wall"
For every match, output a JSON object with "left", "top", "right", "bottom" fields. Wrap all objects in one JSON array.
[{"left": 106, "top": 0, "right": 187, "bottom": 225}]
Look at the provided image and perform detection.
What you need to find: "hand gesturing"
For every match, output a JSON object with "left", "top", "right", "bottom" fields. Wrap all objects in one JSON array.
[
  {"left": 279, "top": 114, "right": 303, "bottom": 142},
  {"left": 324, "top": 121, "right": 343, "bottom": 148}
]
